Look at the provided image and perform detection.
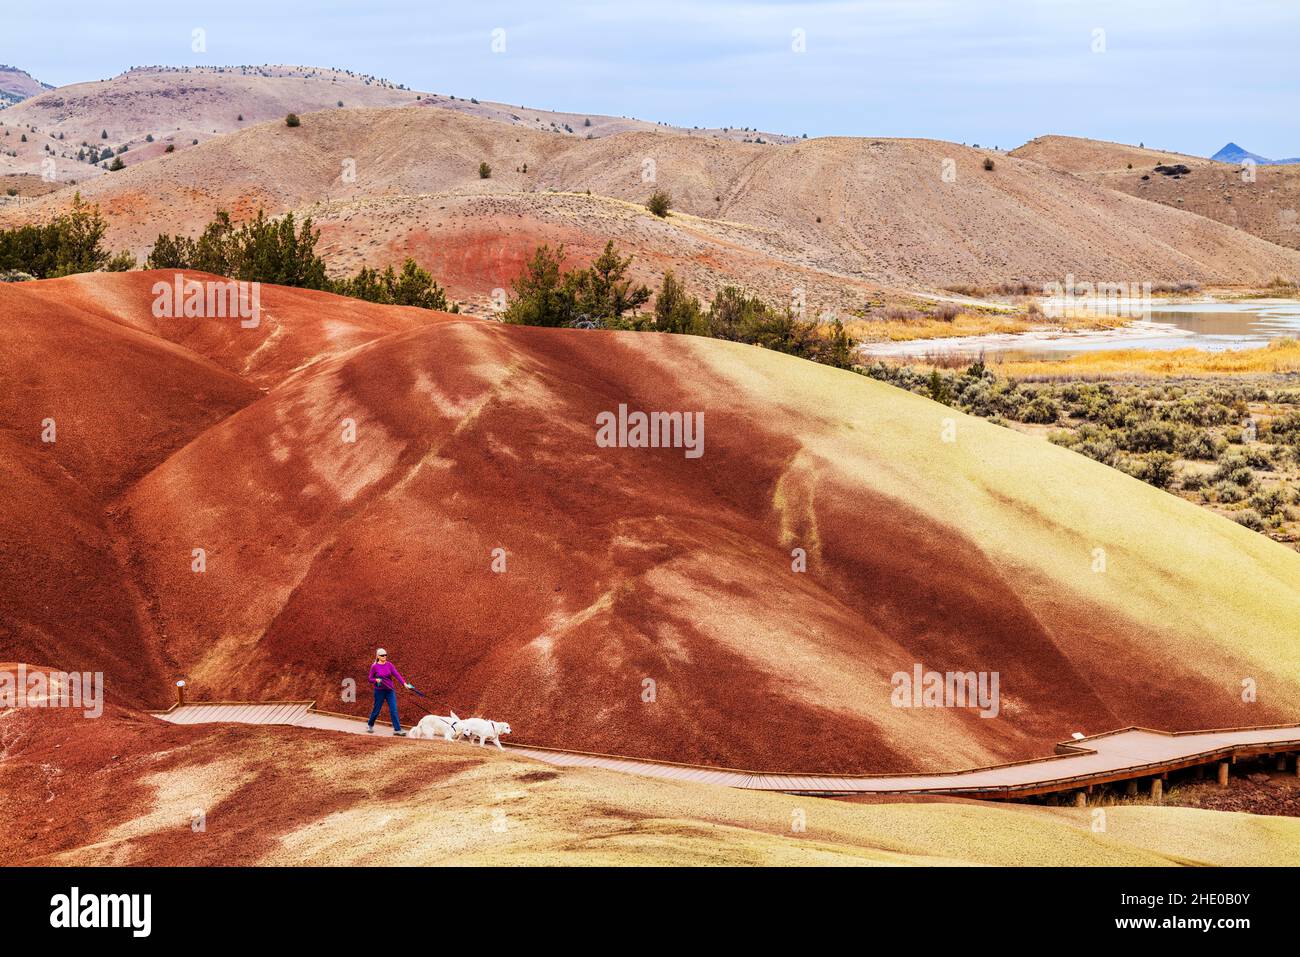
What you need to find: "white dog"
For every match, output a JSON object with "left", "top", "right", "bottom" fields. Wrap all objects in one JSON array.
[
  {"left": 408, "top": 711, "right": 462, "bottom": 741},
  {"left": 457, "top": 717, "right": 512, "bottom": 750}
]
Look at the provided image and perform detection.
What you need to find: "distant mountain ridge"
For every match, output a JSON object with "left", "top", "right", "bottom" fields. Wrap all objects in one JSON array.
[{"left": 1211, "top": 142, "right": 1300, "bottom": 166}]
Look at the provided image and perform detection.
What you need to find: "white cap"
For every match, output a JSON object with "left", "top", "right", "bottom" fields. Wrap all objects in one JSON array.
[{"left": 376, "top": 648, "right": 387, "bottom": 657}]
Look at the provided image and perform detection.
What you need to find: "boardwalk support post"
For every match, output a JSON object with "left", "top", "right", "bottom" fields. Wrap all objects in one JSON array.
[
  {"left": 175, "top": 679, "right": 186, "bottom": 707},
  {"left": 1295, "top": 755, "right": 1300, "bottom": 777},
  {"left": 1074, "top": 791, "right": 1087, "bottom": 808},
  {"left": 1125, "top": 780, "right": 1138, "bottom": 797},
  {"left": 1278, "top": 755, "right": 1287, "bottom": 772},
  {"left": 1151, "top": 778, "right": 1163, "bottom": 803},
  {"left": 1217, "top": 761, "right": 1230, "bottom": 787}
]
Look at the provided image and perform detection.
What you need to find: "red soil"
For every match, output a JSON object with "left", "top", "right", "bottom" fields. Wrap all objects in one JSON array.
[
  {"left": 0, "top": 273, "right": 440, "bottom": 701},
  {"left": 0, "top": 702, "right": 460, "bottom": 867},
  {"left": 379, "top": 220, "right": 597, "bottom": 298}
]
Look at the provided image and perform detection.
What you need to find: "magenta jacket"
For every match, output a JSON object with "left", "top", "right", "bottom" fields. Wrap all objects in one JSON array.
[{"left": 368, "top": 661, "right": 407, "bottom": 692}]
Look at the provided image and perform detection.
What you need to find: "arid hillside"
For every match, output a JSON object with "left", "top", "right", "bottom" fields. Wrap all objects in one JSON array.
[
  {"left": 0, "top": 65, "right": 426, "bottom": 182},
  {"left": 3, "top": 272, "right": 1300, "bottom": 777},
  {"left": 0, "top": 64, "right": 791, "bottom": 184},
  {"left": 1011, "top": 135, "right": 1207, "bottom": 176},
  {"left": 6, "top": 108, "right": 1300, "bottom": 311},
  {"left": 1013, "top": 135, "right": 1300, "bottom": 252}
]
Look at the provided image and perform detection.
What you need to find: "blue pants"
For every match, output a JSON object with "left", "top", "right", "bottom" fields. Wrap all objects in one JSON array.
[{"left": 368, "top": 687, "right": 401, "bottom": 731}]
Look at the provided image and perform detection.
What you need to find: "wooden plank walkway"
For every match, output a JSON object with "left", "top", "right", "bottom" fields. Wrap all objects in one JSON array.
[{"left": 150, "top": 701, "right": 1300, "bottom": 798}]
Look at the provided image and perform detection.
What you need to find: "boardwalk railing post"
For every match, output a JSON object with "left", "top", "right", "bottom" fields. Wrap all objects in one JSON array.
[
  {"left": 176, "top": 679, "right": 186, "bottom": 707},
  {"left": 1217, "top": 761, "right": 1230, "bottom": 787}
]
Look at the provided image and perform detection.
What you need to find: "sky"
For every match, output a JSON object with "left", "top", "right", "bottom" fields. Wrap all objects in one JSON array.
[{"left": 5, "top": 0, "right": 1298, "bottom": 158}]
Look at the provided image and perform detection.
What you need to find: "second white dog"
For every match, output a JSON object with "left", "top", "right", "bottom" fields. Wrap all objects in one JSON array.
[{"left": 457, "top": 717, "right": 512, "bottom": 749}]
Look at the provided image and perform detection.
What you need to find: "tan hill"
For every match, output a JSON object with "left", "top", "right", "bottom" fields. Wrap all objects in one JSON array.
[
  {"left": 1011, "top": 135, "right": 1207, "bottom": 176},
  {"left": 5, "top": 108, "right": 1299, "bottom": 310},
  {"left": 0, "top": 65, "right": 426, "bottom": 183},
  {"left": 0, "top": 65, "right": 792, "bottom": 185},
  {"left": 0, "top": 172, "right": 63, "bottom": 200},
  {"left": 4, "top": 702, "right": 1298, "bottom": 866},
  {"left": 1013, "top": 135, "right": 1300, "bottom": 252},
  {"left": 4, "top": 272, "right": 1300, "bottom": 778},
  {"left": 410, "top": 90, "right": 797, "bottom": 145}
]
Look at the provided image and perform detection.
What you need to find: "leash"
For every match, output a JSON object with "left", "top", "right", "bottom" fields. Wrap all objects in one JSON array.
[
  {"left": 403, "top": 691, "right": 438, "bottom": 718},
  {"left": 372, "top": 665, "right": 438, "bottom": 717},
  {"left": 404, "top": 687, "right": 468, "bottom": 734},
  {"left": 394, "top": 681, "right": 463, "bottom": 731}
]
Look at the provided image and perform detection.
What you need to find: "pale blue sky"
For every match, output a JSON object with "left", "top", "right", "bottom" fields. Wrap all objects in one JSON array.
[{"left": 5, "top": 0, "right": 1298, "bottom": 157}]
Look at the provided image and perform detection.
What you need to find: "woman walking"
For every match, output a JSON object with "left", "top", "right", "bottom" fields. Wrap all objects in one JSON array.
[{"left": 367, "top": 648, "right": 413, "bottom": 736}]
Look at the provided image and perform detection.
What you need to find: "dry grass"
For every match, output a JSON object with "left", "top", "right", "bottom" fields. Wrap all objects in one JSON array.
[
  {"left": 849, "top": 308, "right": 1125, "bottom": 342},
  {"left": 995, "top": 337, "right": 1300, "bottom": 378}
]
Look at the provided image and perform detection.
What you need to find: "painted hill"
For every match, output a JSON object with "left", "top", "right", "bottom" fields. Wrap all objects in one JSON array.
[
  {"left": 0, "top": 273, "right": 442, "bottom": 699},
  {"left": 6, "top": 110, "right": 1300, "bottom": 314},
  {"left": 4, "top": 272, "right": 1300, "bottom": 778},
  {"left": 1013, "top": 135, "right": 1300, "bottom": 252}
]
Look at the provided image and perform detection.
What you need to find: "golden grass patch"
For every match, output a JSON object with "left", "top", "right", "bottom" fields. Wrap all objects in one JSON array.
[
  {"left": 995, "top": 338, "right": 1300, "bottom": 378},
  {"left": 850, "top": 311, "right": 1126, "bottom": 343}
]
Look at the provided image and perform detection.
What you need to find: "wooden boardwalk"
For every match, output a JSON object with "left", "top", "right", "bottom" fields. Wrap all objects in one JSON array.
[{"left": 151, "top": 700, "right": 1300, "bottom": 798}]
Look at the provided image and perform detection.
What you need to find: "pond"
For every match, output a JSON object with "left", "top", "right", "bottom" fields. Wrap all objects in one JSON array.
[{"left": 861, "top": 299, "right": 1300, "bottom": 362}]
